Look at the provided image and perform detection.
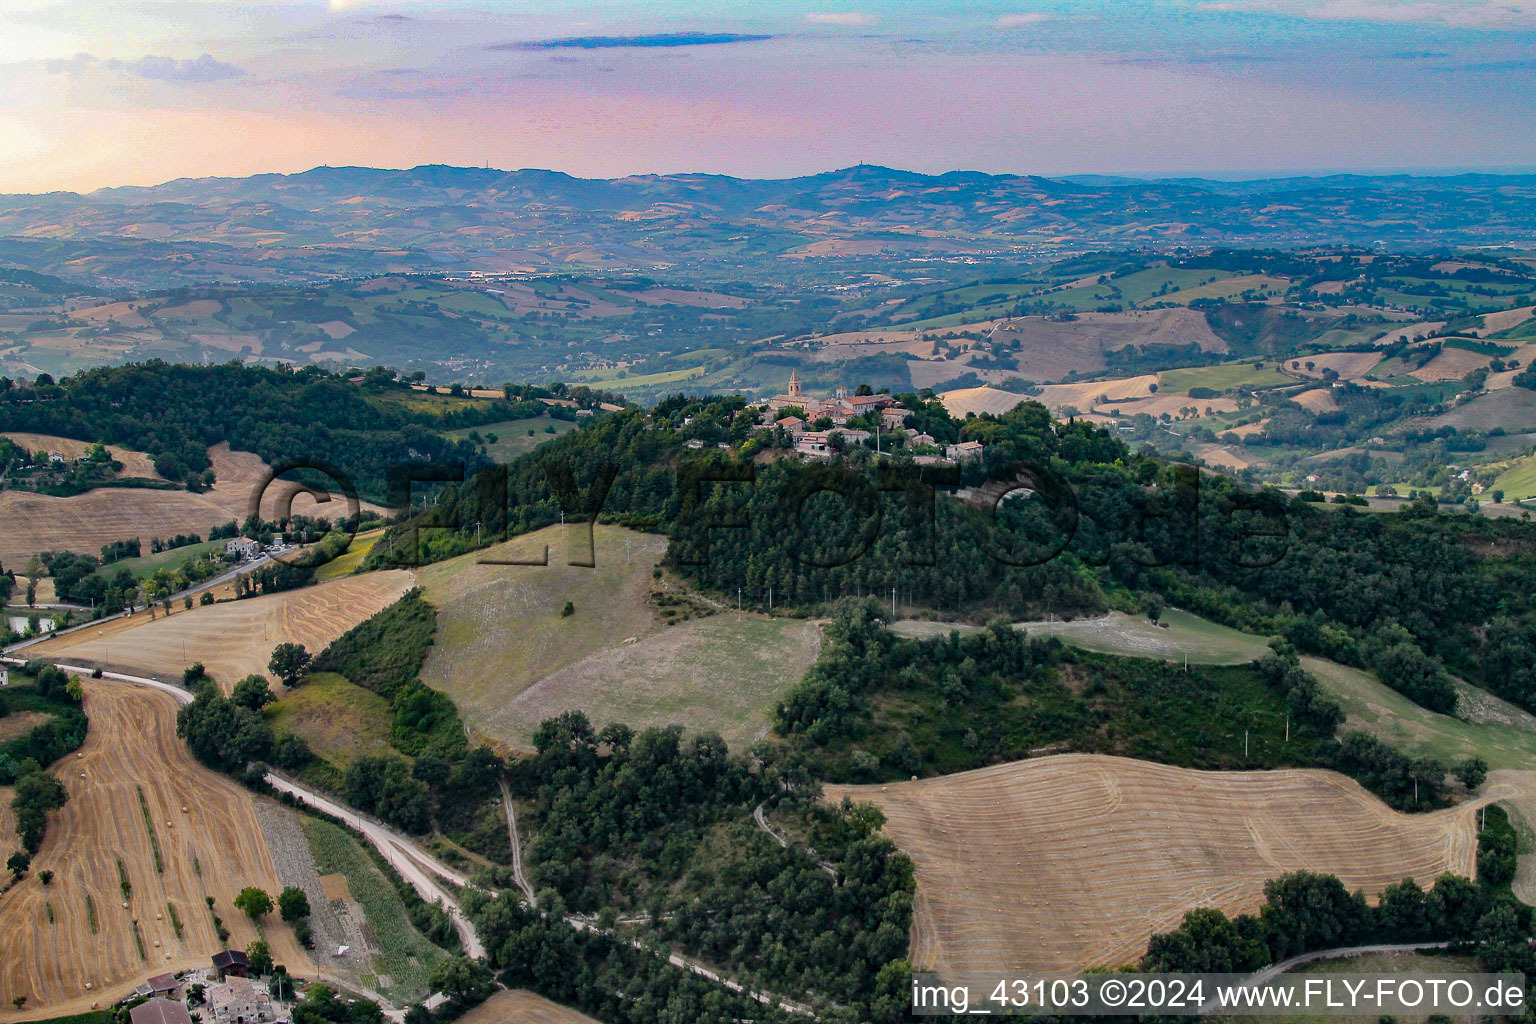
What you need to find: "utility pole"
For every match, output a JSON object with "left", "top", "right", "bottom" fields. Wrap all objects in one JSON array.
[
  {"left": 737, "top": 587, "right": 742, "bottom": 611},
  {"left": 1244, "top": 730, "right": 1249, "bottom": 758},
  {"left": 768, "top": 586, "right": 772, "bottom": 611},
  {"left": 891, "top": 587, "right": 896, "bottom": 617}
]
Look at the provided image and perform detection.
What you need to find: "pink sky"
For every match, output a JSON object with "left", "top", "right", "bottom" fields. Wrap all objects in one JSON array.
[{"left": 1, "top": 0, "right": 1534, "bottom": 193}]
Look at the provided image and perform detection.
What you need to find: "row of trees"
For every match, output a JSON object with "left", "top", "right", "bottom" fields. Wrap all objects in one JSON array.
[
  {"left": 1144, "top": 866, "right": 1532, "bottom": 975},
  {"left": 1, "top": 666, "right": 83, "bottom": 859}
]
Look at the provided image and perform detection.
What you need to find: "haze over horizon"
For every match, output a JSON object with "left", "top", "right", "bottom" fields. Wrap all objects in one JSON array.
[
  {"left": 4, "top": 0, "right": 1536, "bottom": 195},
  {"left": 13, "top": 159, "right": 1536, "bottom": 200}
]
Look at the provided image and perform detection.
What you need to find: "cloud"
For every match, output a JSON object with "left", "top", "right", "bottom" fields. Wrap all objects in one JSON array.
[
  {"left": 116, "top": 54, "right": 244, "bottom": 83},
  {"left": 995, "top": 13, "right": 1056, "bottom": 27},
  {"left": 45, "top": 52, "right": 245, "bottom": 83},
  {"left": 805, "top": 13, "right": 879, "bottom": 26},
  {"left": 1196, "top": 0, "right": 1536, "bottom": 29},
  {"left": 495, "top": 32, "right": 773, "bottom": 51}
]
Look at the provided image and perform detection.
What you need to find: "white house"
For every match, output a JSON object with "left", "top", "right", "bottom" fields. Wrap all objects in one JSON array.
[
  {"left": 945, "top": 440, "right": 984, "bottom": 462},
  {"left": 225, "top": 538, "right": 262, "bottom": 560}
]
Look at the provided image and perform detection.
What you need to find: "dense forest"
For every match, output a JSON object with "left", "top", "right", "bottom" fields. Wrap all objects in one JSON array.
[
  {"left": 0, "top": 363, "right": 621, "bottom": 498},
  {"left": 505, "top": 711, "right": 914, "bottom": 1023}
]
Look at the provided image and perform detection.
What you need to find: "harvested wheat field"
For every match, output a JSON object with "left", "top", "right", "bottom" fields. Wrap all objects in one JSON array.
[
  {"left": 1, "top": 433, "right": 161, "bottom": 479},
  {"left": 40, "top": 571, "right": 412, "bottom": 688},
  {"left": 1035, "top": 374, "right": 1161, "bottom": 412},
  {"left": 0, "top": 681, "right": 311, "bottom": 1019},
  {"left": 1473, "top": 306, "right": 1535, "bottom": 336},
  {"left": 1291, "top": 387, "right": 1340, "bottom": 414},
  {"left": 1290, "top": 351, "right": 1385, "bottom": 381},
  {"left": 1408, "top": 346, "right": 1492, "bottom": 382},
  {"left": 452, "top": 989, "right": 600, "bottom": 1024},
  {"left": 825, "top": 754, "right": 1483, "bottom": 973},
  {"left": 1196, "top": 445, "right": 1259, "bottom": 471},
  {"left": 936, "top": 385, "right": 1038, "bottom": 418},
  {"left": 0, "top": 442, "right": 386, "bottom": 567}
]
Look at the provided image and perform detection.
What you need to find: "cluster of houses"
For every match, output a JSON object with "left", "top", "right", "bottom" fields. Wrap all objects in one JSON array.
[
  {"left": 127, "top": 950, "right": 283, "bottom": 1024},
  {"left": 754, "top": 372, "right": 984, "bottom": 463}
]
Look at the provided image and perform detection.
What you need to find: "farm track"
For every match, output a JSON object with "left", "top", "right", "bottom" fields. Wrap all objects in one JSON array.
[{"left": 827, "top": 754, "right": 1491, "bottom": 974}]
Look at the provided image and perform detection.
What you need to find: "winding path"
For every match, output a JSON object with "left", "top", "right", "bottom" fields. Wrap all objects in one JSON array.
[
  {"left": 4, "top": 653, "right": 816, "bottom": 1016},
  {"left": 498, "top": 778, "right": 537, "bottom": 908}
]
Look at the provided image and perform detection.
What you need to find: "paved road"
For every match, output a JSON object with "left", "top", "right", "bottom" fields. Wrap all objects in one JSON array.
[
  {"left": 2, "top": 554, "right": 277, "bottom": 657},
  {"left": 265, "top": 776, "right": 485, "bottom": 958},
  {"left": 2, "top": 654, "right": 487, "bottom": 959},
  {"left": 11, "top": 653, "right": 818, "bottom": 1015}
]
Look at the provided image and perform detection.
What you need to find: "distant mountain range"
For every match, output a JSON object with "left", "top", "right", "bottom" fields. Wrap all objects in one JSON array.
[{"left": 3, "top": 164, "right": 1536, "bottom": 290}]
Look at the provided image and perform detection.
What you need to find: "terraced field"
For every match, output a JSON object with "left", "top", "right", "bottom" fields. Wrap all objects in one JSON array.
[{"left": 827, "top": 754, "right": 1484, "bottom": 973}]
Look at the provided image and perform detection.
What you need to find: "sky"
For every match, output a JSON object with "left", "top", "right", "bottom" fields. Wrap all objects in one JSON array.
[{"left": 1, "top": 0, "right": 1535, "bottom": 193}]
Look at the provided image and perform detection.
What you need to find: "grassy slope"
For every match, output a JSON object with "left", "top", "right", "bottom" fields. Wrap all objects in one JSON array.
[
  {"left": 313, "top": 529, "right": 385, "bottom": 583},
  {"left": 501, "top": 612, "right": 821, "bottom": 752},
  {"left": 570, "top": 365, "right": 704, "bottom": 388},
  {"left": 1301, "top": 656, "right": 1536, "bottom": 771},
  {"left": 93, "top": 539, "right": 227, "bottom": 581},
  {"left": 301, "top": 817, "right": 448, "bottom": 1000},
  {"left": 439, "top": 416, "right": 579, "bottom": 463},
  {"left": 417, "top": 524, "right": 670, "bottom": 731},
  {"left": 892, "top": 608, "right": 1271, "bottom": 665},
  {"left": 417, "top": 523, "right": 820, "bottom": 752},
  {"left": 1493, "top": 452, "right": 1536, "bottom": 501},
  {"left": 1160, "top": 362, "right": 1295, "bottom": 393},
  {"left": 266, "top": 671, "right": 394, "bottom": 769}
]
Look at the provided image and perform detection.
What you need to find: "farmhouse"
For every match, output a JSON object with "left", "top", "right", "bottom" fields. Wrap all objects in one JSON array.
[
  {"left": 206, "top": 976, "right": 271, "bottom": 1024},
  {"left": 137, "top": 973, "right": 180, "bottom": 998},
  {"left": 225, "top": 538, "right": 262, "bottom": 560},
  {"left": 946, "top": 440, "right": 984, "bottom": 461},
  {"left": 210, "top": 949, "right": 250, "bottom": 980},
  {"left": 129, "top": 998, "right": 194, "bottom": 1024}
]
